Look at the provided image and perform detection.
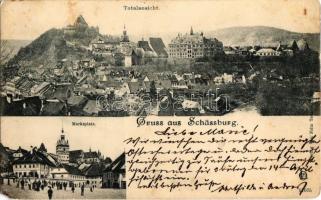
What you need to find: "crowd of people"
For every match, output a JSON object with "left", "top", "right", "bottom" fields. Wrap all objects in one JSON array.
[{"left": 1, "top": 177, "right": 97, "bottom": 199}]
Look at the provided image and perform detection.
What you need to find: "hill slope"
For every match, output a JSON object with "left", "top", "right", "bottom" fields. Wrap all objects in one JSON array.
[
  {"left": 0, "top": 40, "right": 31, "bottom": 64},
  {"left": 8, "top": 27, "right": 100, "bottom": 69}
]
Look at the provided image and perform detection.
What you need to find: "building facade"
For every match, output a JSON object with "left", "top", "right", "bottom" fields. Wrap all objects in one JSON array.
[
  {"left": 168, "top": 27, "right": 223, "bottom": 58},
  {"left": 56, "top": 129, "right": 70, "bottom": 164},
  {"left": 12, "top": 148, "right": 56, "bottom": 178},
  {"left": 102, "top": 152, "right": 125, "bottom": 189}
]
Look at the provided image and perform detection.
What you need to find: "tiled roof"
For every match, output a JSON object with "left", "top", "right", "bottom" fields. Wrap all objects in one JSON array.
[
  {"left": 156, "top": 79, "right": 172, "bottom": 89},
  {"left": 133, "top": 48, "right": 145, "bottom": 57},
  {"left": 84, "top": 151, "right": 99, "bottom": 159},
  {"left": 67, "top": 95, "right": 88, "bottom": 107},
  {"left": 62, "top": 164, "right": 83, "bottom": 176},
  {"left": 13, "top": 147, "right": 28, "bottom": 155},
  {"left": 127, "top": 81, "right": 146, "bottom": 93},
  {"left": 0, "top": 143, "right": 10, "bottom": 162},
  {"left": 104, "top": 152, "right": 125, "bottom": 173},
  {"left": 138, "top": 41, "right": 153, "bottom": 52},
  {"left": 170, "top": 33, "right": 204, "bottom": 44},
  {"left": 83, "top": 163, "right": 104, "bottom": 177},
  {"left": 13, "top": 150, "right": 57, "bottom": 167},
  {"left": 149, "top": 38, "right": 168, "bottom": 57},
  {"left": 83, "top": 100, "right": 100, "bottom": 115},
  {"left": 74, "top": 15, "right": 88, "bottom": 27},
  {"left": 41, "top": 101, "right": 66, "bottom": 116},
  {"left": 69, "top": 150, "right": 83, "bottom": 163}
]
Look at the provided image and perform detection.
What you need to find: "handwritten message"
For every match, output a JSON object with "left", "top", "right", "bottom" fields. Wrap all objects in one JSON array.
[{"left": 125, "top": 117, "right": 320, "bottom": 198}]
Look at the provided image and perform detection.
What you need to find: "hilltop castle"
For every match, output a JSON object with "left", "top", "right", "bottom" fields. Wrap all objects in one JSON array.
[{"left": 63, "top": 15, "right": 99, "bottom": 35}]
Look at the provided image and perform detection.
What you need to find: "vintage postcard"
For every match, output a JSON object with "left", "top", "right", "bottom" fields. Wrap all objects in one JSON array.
[{"left": 0, "top": 0, "right": 320, "bottom": 199}]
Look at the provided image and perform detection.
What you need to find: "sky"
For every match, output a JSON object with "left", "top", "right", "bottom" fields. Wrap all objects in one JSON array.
[
  {"left": 1, "top": 0, "right": 320, "bottom": 40},
  {"left": 0, "top": 117, "right": 126, "bottom": 160}
]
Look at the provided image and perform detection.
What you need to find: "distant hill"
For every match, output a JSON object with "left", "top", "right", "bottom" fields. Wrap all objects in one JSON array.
[
  {"left": 6, "top": 25, "right": 320, "bottom": 70},
  {"left": 130, "top": 26, "right": 319, "bottom": 52},
  {"left": 206, "top": 26, "right": 320, "bottom": 52}
]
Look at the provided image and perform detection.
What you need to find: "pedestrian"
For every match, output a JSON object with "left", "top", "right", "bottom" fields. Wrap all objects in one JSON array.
[
  {"left": 81, "top": 184, "right": 84, "bottom": 196},
  {"left": 71, "top": 184, "right": 75, "bottom": 193},
  {"left": 36, "top": 180, "right": 41, "bottom": 192},
  {"left": 47, "top": 186, "right": 53, "bottom": 200},
  {"left": 21, "top": 179, "right": 25, "bottom": 190},
  {"left": 63, "top": 182, "right": 67, "bottom": 190},
  {"left": 32, "top": 181, "right": 35, "bottom": 190},
  {"left": 37, "top": 180, "right": 41, "bottom": 191}
]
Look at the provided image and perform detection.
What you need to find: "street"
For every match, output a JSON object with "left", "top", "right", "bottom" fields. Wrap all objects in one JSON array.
[{"left": 0, "top": 184, "right": 126, "bottom": 199}]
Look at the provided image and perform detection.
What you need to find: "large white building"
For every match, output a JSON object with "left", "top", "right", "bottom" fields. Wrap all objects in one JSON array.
[
  {"left": 168, "top": 27, "right": 223, "bottom": 58},
  {"left": 12, "top": 148, "right": 57, "bottom": 178}
]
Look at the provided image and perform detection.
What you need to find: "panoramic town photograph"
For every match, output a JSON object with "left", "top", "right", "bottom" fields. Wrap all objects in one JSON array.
[
  {"left": 0, "top": 1, "right": 320, "bottom": 116},
  {"left": 0, "top": 119, "right": 126, "bottom": 199}
]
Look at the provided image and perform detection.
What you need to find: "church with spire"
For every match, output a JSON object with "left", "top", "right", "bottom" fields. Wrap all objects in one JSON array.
[{"left": 120, "top": 24, "right": 130, "bottom": 43}]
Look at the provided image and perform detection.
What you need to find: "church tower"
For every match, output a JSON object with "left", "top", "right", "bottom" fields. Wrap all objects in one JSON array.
[
  {"left": 121, "top": 24, "right": 129, "bottom": 43},
  {"left": 56, "top": 128, "right": 70, "bottom": 164}
]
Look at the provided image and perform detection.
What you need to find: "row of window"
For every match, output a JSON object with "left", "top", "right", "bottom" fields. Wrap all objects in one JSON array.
[
  {"left": 169, "top": 44, "right": 221, "bottom": 48},
  {"left": 257, "top": 52, "right": 280, "bottom": 56},
  {"left": 170, "top": 44, "right": 204, "bottom": 48},
  {"left": 169, "top": 52, "right": 203, "bottom": 56},
  {"left": 169, "top": 54, "right": 203, "bottom": 58},
  {"left": 70, "top": 175, "right": 85, "bottom": 180},
  {"left": 169, "top": 49, "right": 203, "bottom": 53},
  {"left": 14, "top": 164, "right": 41, "bottom": 169},
  {"left": 15, "top": 172, "right": 44, "bottom": 178}
]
